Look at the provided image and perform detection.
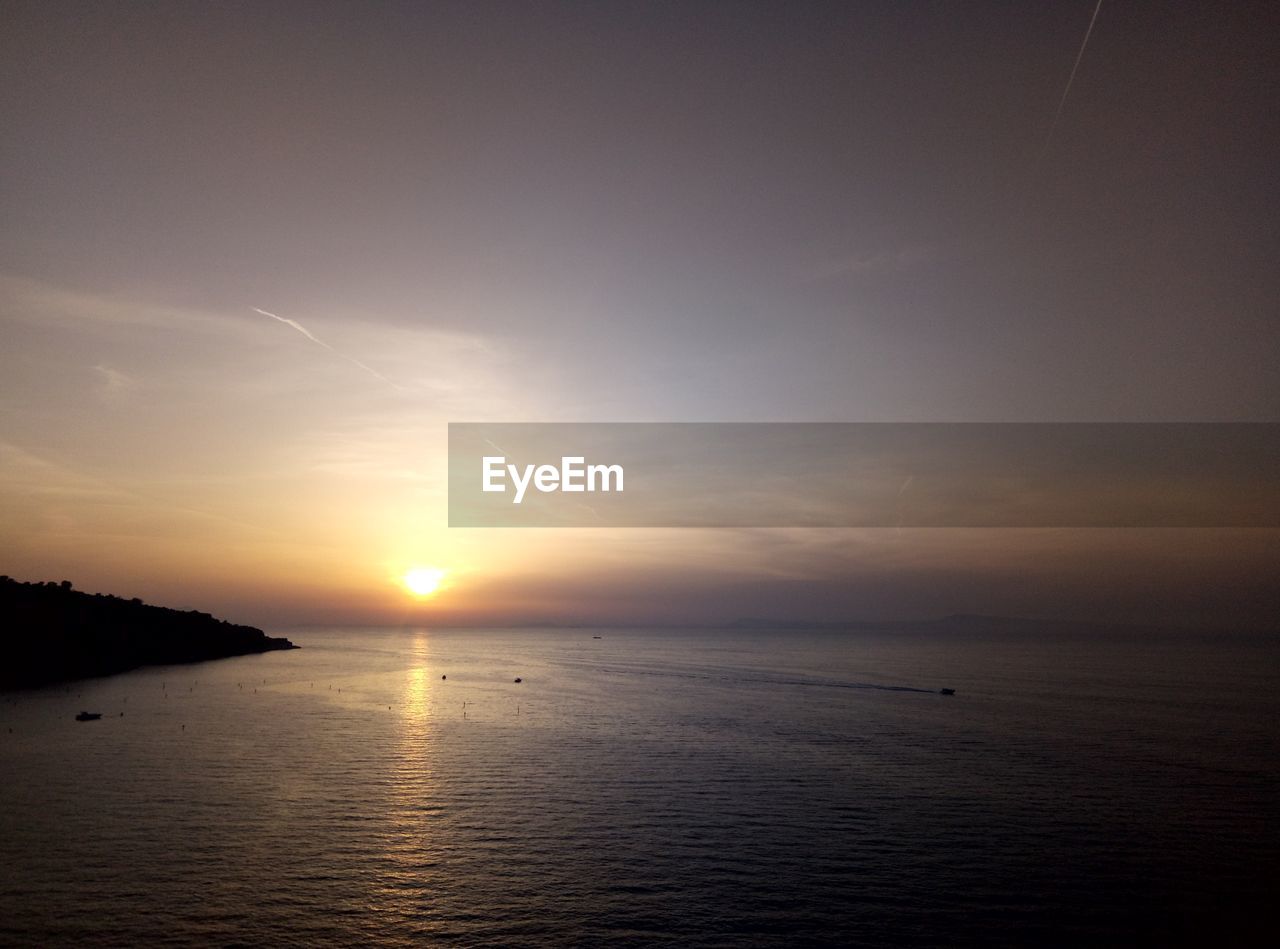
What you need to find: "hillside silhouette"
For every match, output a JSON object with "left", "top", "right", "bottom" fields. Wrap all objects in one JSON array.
[{"left": 0, "top": 576, "right": 296, "bottom": 689}]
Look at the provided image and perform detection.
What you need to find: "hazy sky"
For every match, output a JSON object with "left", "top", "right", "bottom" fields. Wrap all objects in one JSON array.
[{"left": 2, "top": 1, "right": 1277, "bottom": 627}]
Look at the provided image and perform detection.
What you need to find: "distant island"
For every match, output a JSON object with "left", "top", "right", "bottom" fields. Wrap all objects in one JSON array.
[{"left": 0, "top": 576, "right": 297, "bottom": 689}]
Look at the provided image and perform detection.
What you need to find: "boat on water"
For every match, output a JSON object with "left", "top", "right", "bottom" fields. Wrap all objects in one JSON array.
[
  {"left": 74, "top": 711, "right": 102, "bottom": 721},
  {"left": 939, "top": 688, "right": 956, "bottom": 696}
]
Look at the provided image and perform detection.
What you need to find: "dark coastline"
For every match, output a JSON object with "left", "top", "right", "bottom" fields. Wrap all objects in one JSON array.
[{"left": 0, "top": 577, "right": 296, "bottom": 690}]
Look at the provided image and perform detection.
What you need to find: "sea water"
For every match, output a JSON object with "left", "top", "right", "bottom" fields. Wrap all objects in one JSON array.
[{"left": 1, "top": 625, "right": 1276, "bottom": 945}]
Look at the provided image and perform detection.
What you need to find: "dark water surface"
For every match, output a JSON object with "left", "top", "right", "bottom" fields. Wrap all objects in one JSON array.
[{"left": 1, "top": 625, "right": 1277, "bottom": 946}]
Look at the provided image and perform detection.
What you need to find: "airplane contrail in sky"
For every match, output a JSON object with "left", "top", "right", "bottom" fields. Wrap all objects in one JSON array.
[
  {"left": 1042, "top": 0, "right": 1104, "bottom": 155},
  {"left": 251, "top": 306, "right": 328, "bottom": 346},
  {"left": 250, "top": 306, "right": 404, "bottom": 390}
]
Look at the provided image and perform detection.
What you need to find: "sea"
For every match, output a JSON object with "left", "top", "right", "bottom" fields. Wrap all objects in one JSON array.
[{"left": 1, "top": 624, "right": 1276, "bottom": 946}]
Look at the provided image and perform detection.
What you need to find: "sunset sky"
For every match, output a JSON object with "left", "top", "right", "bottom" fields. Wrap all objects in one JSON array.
[{"left": 2, "top": 1, "right": 1277, "bottom": 628}]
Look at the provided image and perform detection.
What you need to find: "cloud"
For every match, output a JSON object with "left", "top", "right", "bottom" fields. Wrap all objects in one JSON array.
[
  {"left": 0, "top": 439, "right": 125, "bottom": 503},
  {"left": 92, "top": 364, "right": 135, "bottom": 394},
  {"left": 0, "top": 438, "right": 280, "bottom": 535},
  {"left": 0, "top": 274, "right": 248, "bottom": 337},
  {"left": 0, "top": 275, "right": 526, "bottom": 408},
  {"left": 801, "top": 246, "right": 932, "bottom": 282}
]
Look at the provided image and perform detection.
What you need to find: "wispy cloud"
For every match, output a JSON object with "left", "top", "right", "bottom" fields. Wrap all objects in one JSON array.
[
  {"left": 0, "top": 439, "right": 126, "bottom": 503},
  {"left": 0, "top": 438, "right": 280, "bottom": 535},
  {"left": 0, "top": 274, "right": 249, "bottom": 337},
  {"left": 294, "top": 422, "right": 440, "bottom": 484},
  {"left": 92, "top": 364, "right": 135, "bottom": 394},
  {"left": 801, "top": 246, "right": 932, "bottom": 282},
  {"left": 3, "top": 275, "right": 568, "bottom": 407}
]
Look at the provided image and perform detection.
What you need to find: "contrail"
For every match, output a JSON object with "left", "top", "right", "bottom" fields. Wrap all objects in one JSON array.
[
  {"left": 1041, "top": 0, "right": 1104, "bottom": 154},
  {"left": 251, "top": 306, "right": 329, "bottom": 346},
  {"left": 251, "top": 306, "right": 403, "bottom": 390}
]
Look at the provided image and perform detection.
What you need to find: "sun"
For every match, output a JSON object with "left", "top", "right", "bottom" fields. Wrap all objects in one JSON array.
[{"left": 403, "top": 567, "right": 446, "bottom": 597}]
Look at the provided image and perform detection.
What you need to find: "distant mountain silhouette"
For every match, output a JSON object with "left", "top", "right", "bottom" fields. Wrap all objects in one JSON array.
[
  {"left": 0, "top": 576, "right": 297, "bottom": 689},
  {"left": 725, "top": 614, "right": 1191, "bottom": 635}
]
